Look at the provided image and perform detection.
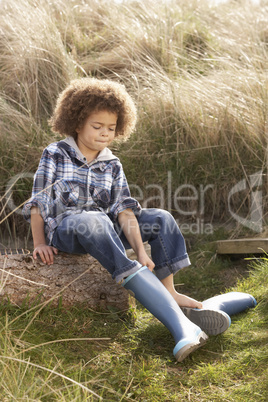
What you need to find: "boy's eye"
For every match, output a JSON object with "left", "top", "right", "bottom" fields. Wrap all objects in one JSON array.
[{"left": 92, "top": 125, "right": 115, "bottom": 131}]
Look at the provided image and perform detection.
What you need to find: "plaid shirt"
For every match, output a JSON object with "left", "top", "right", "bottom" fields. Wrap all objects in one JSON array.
[{"left": 23, "top": 137, "right": 141, "bottom": 244}]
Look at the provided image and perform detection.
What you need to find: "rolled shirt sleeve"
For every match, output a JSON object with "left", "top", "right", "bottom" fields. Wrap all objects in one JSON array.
[{"left": 22, "top": 148, "right": 57, "bottom": 222}]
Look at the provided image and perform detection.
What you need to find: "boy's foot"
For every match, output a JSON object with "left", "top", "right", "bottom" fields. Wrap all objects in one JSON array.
[
  {"left": 181, "top": 308, "right": 231, "bottom": 336},
  {"left": 169, "top": 291, "right": 203, "bottom": 309}
]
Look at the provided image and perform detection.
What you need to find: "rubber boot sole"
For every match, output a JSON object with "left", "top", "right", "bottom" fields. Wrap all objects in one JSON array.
[
  {"left": 181, "top": 308, "right": 231, "bottom": 336},
  {"left": 174, "top": 331, "right": 208, "bottom": 362}
]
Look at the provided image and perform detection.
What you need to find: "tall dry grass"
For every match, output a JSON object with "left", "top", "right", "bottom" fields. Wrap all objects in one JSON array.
[{"left": 0, "top": 0, "right": 267, "bottom": 242}]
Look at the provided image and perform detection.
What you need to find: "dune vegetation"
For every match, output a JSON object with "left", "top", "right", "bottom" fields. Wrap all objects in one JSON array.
[{"left": 0, "top": 0, "right": 267, "bottom": 244}]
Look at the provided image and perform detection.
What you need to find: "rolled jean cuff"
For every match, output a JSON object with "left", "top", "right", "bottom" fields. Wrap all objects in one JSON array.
[
  {"left": 154, "top": 255, "right": 191, "bottom": 280},
  {"left": 115, "top": 261, "right": 143, "bottom": 284}
]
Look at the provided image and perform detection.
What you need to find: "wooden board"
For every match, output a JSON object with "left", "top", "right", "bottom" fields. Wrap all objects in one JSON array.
[{"left": 216, "top": 238, "right": 268, "bottom": 255}]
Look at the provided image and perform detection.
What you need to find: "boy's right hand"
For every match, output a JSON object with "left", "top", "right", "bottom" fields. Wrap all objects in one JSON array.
[{"left": 33, "top": 244, "right": 58, "bottom": 265}]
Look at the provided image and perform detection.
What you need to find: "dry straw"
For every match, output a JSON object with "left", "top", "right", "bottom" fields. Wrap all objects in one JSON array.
[{"left": 0, "top": 0, "right": 267, "bottom": 235}]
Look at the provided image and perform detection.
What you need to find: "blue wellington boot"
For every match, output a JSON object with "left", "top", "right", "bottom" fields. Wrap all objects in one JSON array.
[
  {"left": 123, "top": 267, "right": 208, "bottom": 362},
  {"left": 181, "top": 292, "right": 256, "bottom": 333},
  {"left": 181, "top": 307, "right": 231, "bottom": 336},
  {"left": 202, "top": 291, "right": 257, "bottom": 316}
]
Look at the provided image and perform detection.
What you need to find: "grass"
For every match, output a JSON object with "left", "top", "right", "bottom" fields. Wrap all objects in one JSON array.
[{"left": 0, "top": 234, "right": 267, "bottom": 400}]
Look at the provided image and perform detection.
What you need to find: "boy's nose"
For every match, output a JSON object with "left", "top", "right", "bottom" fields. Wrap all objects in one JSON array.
[{"left": 100, "top": 128, "right": 109, "bottom": 136}]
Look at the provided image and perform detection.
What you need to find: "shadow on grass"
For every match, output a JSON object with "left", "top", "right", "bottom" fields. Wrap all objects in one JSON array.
[{"left": 129, "top": 319, "right": 229, "bottom": 365}]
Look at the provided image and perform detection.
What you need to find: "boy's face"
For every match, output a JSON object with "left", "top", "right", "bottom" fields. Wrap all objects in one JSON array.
[{"left": 76, "top": 110, "right": 117, "bottom": 159}]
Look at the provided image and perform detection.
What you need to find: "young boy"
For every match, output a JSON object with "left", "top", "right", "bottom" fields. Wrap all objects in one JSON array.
[{"left": 23, "top": 78, "right": 230, "bottom": 362}]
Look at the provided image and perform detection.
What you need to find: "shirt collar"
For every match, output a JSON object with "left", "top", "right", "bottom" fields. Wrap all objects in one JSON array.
[{"left": 61, "top": 136, "right": 118, "bottom": 164}]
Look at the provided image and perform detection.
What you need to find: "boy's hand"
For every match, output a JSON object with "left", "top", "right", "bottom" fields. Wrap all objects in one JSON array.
[
  {"left": 33, "top": 244, "right": 58, "bottom": 265},
  {"left": 137, "top": 250, "right": 155, "bottom": 272}
]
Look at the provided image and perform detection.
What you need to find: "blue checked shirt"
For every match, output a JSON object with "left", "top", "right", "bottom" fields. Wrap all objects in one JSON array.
[{"left": 23, "top": 137, "right": 141, "bottom": 244}]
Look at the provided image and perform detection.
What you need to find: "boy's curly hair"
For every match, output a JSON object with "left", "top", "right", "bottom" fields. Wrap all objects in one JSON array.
[{"left": 49, "top": 78, "right": 137, "bottom": 140}]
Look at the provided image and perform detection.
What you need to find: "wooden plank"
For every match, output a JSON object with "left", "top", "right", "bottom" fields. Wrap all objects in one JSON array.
[{"left": 216, "top": 238, "right": 268, "bottom": 255}]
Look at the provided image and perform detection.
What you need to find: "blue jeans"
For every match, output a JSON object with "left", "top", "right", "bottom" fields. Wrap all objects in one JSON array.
[{"left": 52, "top": 208, "right": 190, "bottom": 283}]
